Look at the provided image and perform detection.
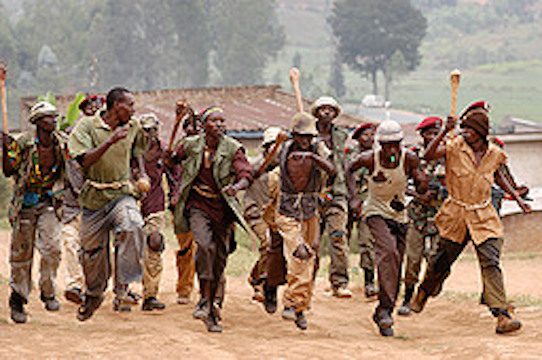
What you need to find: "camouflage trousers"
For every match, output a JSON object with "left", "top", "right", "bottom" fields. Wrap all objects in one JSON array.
[
  {"left": 60, "top": 213, "right": 84, "bottom": 291},
  {"left": 404, "top": 225, "right": 439, "bottom": 289},
  {"left": 320, "top": 200, "right": 349, "bottom": 289},
  {"left": 10, "top": 201, "right": 61, "bottom": 302},
  {"left": 143, "top": 211, "right": 165, "bottom": 299},
  {"left": 276, "top": 213, "right": 319, "bottom": 312}
]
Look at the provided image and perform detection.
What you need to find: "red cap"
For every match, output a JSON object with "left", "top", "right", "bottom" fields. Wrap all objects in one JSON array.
[
  {"left": 459, "top": 100, "right": 490, "bottom": 119},
  {"left": 493, "top": 136, "right": 505, "bottom": 148},
  {"left": 416, "top": 116, "right": 443, "bottom": 132},
  {"left": 352, "top": 123, "right": 376, "bottom": 139}
]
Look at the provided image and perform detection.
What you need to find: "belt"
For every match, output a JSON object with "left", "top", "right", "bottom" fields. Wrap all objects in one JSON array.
[
  {"left": 87, "top": 179, "right": 131, "bottom": 190},
  {"left": 449, "top": 196, "right": 491, "bottom": 211},
  {"left": 193, "top": 184, "right": 220, "bottom": 199}
]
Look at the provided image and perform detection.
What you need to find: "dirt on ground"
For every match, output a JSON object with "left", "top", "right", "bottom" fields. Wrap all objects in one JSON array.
[{"left": 1, "top": 229, "right": 541, "bottom": 359}]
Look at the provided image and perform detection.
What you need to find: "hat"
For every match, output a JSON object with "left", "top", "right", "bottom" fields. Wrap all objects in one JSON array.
[
  {"left": 79, "top": 95, "right": 102, "bottom": 111},
  {"left": 416, "top": 116, "right": 443, "bottom": 132},
  {"left": 140, "top": 113, "right": 160, "bottom": 131},
  {"left": 262, "top": 127, "right": 282, "bottom": 146},
  {"left": 376, "top": 120, "right": 403, "bottom": 143},
  {"left": 492, "top": 136, "right": 505, "bottom": 148},
  {"left": 291, "top": 112, "right": 318, "bottom": 136},
  {"left": 28, "top": 101, "right": 58, "bottom": 124},
  {"left": 310, "top": 96, "right": 341, "bottom": 117},
  {"left": 459, "top": 100, "right": 490, "bottom": 120},
  {"left": 352, "top": 123, "right": 376, "bottom": 140}
]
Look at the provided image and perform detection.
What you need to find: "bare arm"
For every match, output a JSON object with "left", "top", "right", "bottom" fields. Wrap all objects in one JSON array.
[
  {"left": 424, "top": 116, "right": 456, "bottom": 161},
  {"left": 1, "top": 132, "right": 15, "bottom": 176},
  {"left": 406, "top": 150, "right": 429, "bottom": 194},
  {"left": 495, "top": 168, "right": 531, "bottom": 213},
  {"left": 288, "top": 150, "right": 337, "bottom": 176}
]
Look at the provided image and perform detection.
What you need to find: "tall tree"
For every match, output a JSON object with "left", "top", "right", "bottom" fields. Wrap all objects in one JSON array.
[
  {"left": 328, "top": 0, "right": 427, "bottom": 100},
  {"left": 209, "top": 0, "right": 285, "bottom": 86}
]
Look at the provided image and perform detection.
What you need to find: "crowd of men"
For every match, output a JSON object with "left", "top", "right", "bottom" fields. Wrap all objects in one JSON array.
[{"left": 2, "top": 87, "right": 531, "bottom": 336}]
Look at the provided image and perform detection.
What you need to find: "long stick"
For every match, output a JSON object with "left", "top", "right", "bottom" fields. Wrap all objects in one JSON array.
[
  {"left": 289, "top": 67, "right": 304, "bottom": 113},
  {"left": 450, "top": 69, "right": 461, "bottom": 117},
  {"left": 253, "top": 131, "right": 288, "bottom": 179},
  {"left": 0, "top": 62, "right": 8, "bottom": 134}
]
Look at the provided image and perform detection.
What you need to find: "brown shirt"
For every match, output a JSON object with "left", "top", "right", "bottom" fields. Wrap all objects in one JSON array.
[
  {"left": 435, "top": 137, "right": 507, "bottom": 245},
  {"left": 185, "top": 147, "right": 252, "bottom": 224}
]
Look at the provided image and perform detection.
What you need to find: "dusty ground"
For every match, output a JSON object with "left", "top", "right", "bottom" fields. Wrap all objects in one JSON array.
[{"left": 1, "top": 229, "right": 541, "bottom": 359}]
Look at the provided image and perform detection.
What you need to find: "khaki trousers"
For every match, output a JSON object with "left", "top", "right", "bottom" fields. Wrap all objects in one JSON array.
[
  {"left": 10, "top": 202, "right": 61, "bottom": 301},
  {"left": 248, "top": 218, "right": 270, "bottom": 286},
  {"left": 143, "top": 212, "right": 165, "bottom": 299},
  {"left": 277, "top": 213, "right": 319, "bottom": 312},
  {"left": 176, "top": 231, "right": 196, "bottom": 298},
  {"left": 60, "top": 213, "right": 84, "bottom": 290},
  {"left": 320, "top": 200, "right": 349, "bottom": 289}
]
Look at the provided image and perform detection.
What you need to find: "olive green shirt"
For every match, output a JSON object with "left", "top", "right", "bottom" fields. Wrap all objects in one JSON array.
[{"left": 67, "top": 112, "right": 145, "bottom": 210}]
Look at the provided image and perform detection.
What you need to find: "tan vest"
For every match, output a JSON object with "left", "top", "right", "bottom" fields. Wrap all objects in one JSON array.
[{"left": 363, "top": 148, "right": 407, "bottom": 223}]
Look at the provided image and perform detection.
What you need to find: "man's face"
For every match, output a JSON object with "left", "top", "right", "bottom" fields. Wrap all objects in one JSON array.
[
  {"left": 293, "top": 133, "right": 313, "bottom": 150},
  {"left": 144, "top": 127, "right": 159, "bottom": 142},
  {"left": 421, "top": 127, "right": 440, "bottom": 145},
  {"left": 380, "top": 141, "right": 401, "bottom": 162},
  {"left": 35, "top": 115, "right": 57, "bottom": 133},
  {"left": 115, "top": 92, "right": 135, "bottom": 124},
  {"left": 204, "top": 112, "right": 225, "bottom": 139},
  {"left": 358, "top": 128, "right": 375, "bottom": 150},
  {"left": 316, "top": 105, "right": 337, "bottom": 123},
  {"left": 460, "top": 125, "right": 481, "bottom": 146}
]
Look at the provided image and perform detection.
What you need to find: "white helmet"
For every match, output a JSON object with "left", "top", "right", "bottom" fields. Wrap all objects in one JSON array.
[
  {"left": 376, "top": 120, "right": 403, "bottom": 143},
  {"left": 262, "top": 127, "right": 282, "bottom": 146},
  {"left": 140, "top": 113, "right": 160, "bottom": 131},
  {"left": 310, "top": 96, "right": 341, "bottom": 117},
  {"left": 29, "top": 101, "right": 58, "bottom": 124}
]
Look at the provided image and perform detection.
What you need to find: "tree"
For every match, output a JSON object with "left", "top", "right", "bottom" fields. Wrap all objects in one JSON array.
[
  {"left": 329, "top": 51, "right": 346, "bottom": 98},
  {"left": 328, "top": 0, "right": 427, "bottom": 100},
  {"left": 209, "top": 0, "right": 285, "bottom": 86}
]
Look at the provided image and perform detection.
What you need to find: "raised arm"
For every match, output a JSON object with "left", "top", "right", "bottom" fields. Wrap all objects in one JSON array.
[
  {"left": 345, "top": 150, "right": 374, "bottom": 219},
  {"left": 424, "top": 116, "right": 456, "bottom": 161},
  {"left": 79, "top": 125, "right": 129, "bottom": 169}
]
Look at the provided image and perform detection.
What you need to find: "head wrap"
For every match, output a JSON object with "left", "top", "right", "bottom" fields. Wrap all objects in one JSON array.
[{"left": 199, "top": 106, "right": 224, "bottom": 123}]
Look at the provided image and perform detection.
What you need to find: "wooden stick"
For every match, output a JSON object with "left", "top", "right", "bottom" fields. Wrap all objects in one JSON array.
[
  {"left": 450, "top": 69, "right": 461, "bottom": 117},
  {"left": 289, "top": 67, "right": 304, "bottom": 113},
  {"left": 0, "top": 62, "right": 8, "bottom": 134},
  {"left": 253, "top": 131, "right": 288, "bottom": 179},
  {"left": 168, "top": 100, "right": 192, "bottom": 152}
]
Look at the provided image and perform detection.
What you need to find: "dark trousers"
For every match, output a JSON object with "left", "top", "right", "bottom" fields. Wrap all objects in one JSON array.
[
  {"left": 188, "top": 208, "right": 232, "bottom": 287},
  {"left": 419, "top": 236, "right": 507, "bottom": 314},
  {"left": 366, "top": 215, "right": 408, "bottom": 310}
]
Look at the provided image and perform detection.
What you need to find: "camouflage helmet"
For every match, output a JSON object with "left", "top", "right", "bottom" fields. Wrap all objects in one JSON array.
[
  {"left": 140, "top": 113, "right": 160, "bottom": 131},
  {"left": 291, "top": 112, "right": 318, "bottom": 136},
  {"left": 28, "top": 101, "right": 58, "bottom": 124},
  {"left": 310, "top": 96, "right": 341, "bottom": 117},
  {"left": 262, "top": 127, "right": 282, "bottom": 146},
  {"left": 376, "top": 120, "right": 403, "bottom": 143}
]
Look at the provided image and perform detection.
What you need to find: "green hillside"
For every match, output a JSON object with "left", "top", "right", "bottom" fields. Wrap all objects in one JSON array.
[{"left": 267, "top": 0, "right": 542, "bottom": 123}]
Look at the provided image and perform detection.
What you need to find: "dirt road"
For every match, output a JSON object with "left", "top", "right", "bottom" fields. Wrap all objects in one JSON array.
[{"left": 1, "top": 230, "right": 541, "bottom": 359}]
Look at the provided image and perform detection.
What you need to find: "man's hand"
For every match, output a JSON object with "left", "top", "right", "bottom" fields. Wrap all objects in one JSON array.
[
  {"left": 445, "top": 115, "right": 457, "bottom": 133},
  {"left": 349, "top": 197, "right": 362, "bottom": 219},
  {"left": 108, "top": 125, "right": 129, "bottom": 145},
  {"left": 293, "top": 243, "right": 311, "bottom": 261},
  {"left": 222, "top": 183, "right": 239, "bottom": 197},
  {"left": 518, "top": 198, "right": 532, "bottom": 214}
]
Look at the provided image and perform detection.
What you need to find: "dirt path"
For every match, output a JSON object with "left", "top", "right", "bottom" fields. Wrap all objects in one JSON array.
[{"left": 1, "top": 230, "right": 541, "bottom": 359}]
